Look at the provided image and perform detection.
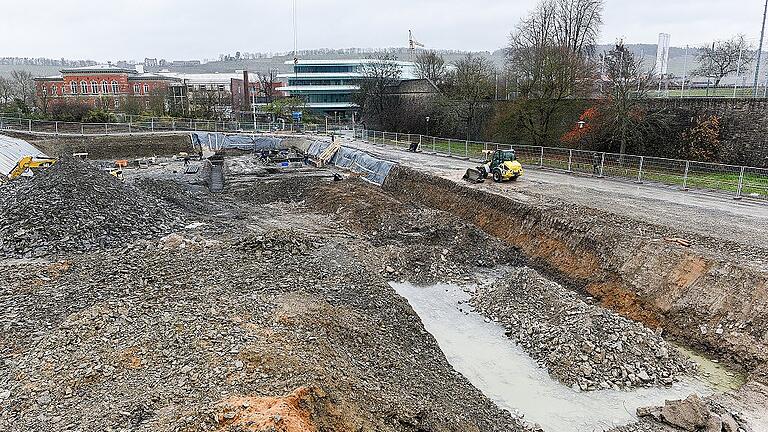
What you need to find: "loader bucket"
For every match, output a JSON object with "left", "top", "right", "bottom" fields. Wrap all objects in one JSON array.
[{"left": 463, "top": 168, "right": 484, "bottom": 183}]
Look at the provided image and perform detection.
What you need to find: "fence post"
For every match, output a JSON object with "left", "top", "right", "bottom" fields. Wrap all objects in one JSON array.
[
  {"left": 448, "top": 140, "right": 452, "bottom": 156},
  {"left": 55, "top": 121, "right": 59, "bottom": 135},
  {"left": 407, "top": 133, "right": 411, "bottom": 145},
  {"left": 682, "top": 161, "right": 690, "bottom": 190},
  {"left": 105, "top": 123, "right": 108, "bottom": 134},
  {"left": 735, "top": 166, "right": 745, "bottom": 200},
  {"left": 419, "top": 134, "right": 422, "bottom": 150},
  {"left": 28, "top": 119, "right": 31, "bottom": 132},
  {"left": 465, "top": 140, "right": 469, "bottom": 158},
  {"left": 151, "top": 118, "right": 154, "bottom": 132},
  {"left": 567, "top": 149, "right": 573, "bottom": 173},
  {"left": 539, "top": 147, "right": 544, "bottom": 167},
  {"left": 432, "top": 136, "right": 436, "bottom": 152},
  {"left": 636, "top": 156, "right": 644, "bottom": 183},
  {"left": 128, "top": 122, "right": 132, "bottom": 134},
  {"left": 599, "top": 153, "right": 605, "bottom": 177},
  {"left": 81, "top": 124, "right": 84, "bottom": 135}
]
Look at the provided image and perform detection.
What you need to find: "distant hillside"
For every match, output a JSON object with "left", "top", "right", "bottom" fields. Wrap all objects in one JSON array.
[{"left": 3, "top": 45, "right": 766, "bottom": 81}]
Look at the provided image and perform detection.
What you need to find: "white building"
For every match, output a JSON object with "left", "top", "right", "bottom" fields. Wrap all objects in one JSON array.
[{"left": 277, "top": 59, "right": 417, "bottom": 118}]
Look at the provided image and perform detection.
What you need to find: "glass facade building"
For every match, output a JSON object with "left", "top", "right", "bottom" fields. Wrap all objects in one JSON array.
[{"left": 277, "top": 59, "right": 416, "bottom": 118}]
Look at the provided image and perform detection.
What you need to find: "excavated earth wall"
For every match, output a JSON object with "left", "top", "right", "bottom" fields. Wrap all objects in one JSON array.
[
  {"left": 383, "top": 167, "right": 768, "bottom": 378},
  {"left": 5, "top": 132, "right": 193, "bottom": 159}
]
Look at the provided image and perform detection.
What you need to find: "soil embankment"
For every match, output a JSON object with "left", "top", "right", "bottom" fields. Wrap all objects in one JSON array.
[{"left": 6, "top": 131, "right": 193, "bottom": 158}]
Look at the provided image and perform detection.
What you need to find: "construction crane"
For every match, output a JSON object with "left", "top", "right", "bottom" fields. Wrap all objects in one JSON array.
[{"left": 409, "top": 30, "right": 425, "bottom": 60}]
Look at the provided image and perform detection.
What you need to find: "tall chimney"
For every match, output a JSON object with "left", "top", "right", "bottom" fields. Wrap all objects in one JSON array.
[{"left": 242, "top": 70, "right": 250, "bottom": 118}]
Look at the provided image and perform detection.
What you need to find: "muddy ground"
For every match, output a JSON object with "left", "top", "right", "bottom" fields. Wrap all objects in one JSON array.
[
  {"left": 1, "top": 145, "right": 766, "bottom": 432},
  {"left": 0, "top": 158, "right": 529, "bottom": 432}
]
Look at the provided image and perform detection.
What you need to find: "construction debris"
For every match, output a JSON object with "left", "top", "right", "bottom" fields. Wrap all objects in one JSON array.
[
  {"left": 471, "top": 267, "right": 698, "bottom": 391},
  {"left": 0, "top": 157, "right": 183, "bottom": 258}
]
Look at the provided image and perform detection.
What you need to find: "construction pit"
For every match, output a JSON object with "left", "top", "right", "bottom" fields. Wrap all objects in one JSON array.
[{"left": 1, "top": 132, "right": 767, "bottom": 432}]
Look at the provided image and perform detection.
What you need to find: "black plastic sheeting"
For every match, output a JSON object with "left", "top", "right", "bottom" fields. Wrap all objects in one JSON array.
[
  {"left": 307, "top": 140, "right": 395, "bottom": 186},
  {"left": 191, "top": 132, "right": 283, "bottom": 151}
]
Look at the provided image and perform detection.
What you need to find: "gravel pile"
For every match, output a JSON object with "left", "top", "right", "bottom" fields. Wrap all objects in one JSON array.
[
  {"left": 235, "top": 229, "right": 316, "bottom": 256},
  {"left": 0, "top": 158, "right": 183, "bottom": 258},
  {"left": 471, "top": 267, "right": 697, "bottom": 391}
]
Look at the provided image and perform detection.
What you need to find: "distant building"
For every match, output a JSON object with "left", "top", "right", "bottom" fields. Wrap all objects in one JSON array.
[
  {"left": 231, "top": 74, "right": 286, "bottom": 119},
  {"left": 157, "top": 72, "right": 285, "bottom": 119},
  {"left": 171, "top": 60, "right": 202, "bottom": 67},
  {"left": 144, "top": 58, "right": 158, "bottom": 68},
  {"left": 34, "top": 64, "right": 178, "bottom": 112},
  {"left": 277, "top": 59, "right": 417, "bottom": 118}
]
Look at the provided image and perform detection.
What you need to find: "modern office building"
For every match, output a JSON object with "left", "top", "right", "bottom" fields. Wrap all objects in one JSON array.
[{"left": 277, "top": 59, "right": 417, "bottom": 118}]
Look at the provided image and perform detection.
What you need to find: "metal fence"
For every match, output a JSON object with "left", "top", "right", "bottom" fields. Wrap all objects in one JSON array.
[
  {"left": 357, "top": 130, "right": 768, "bottom": 201},
  {"left": 0, "top": 116, "right": 351, "bottom": 136}
]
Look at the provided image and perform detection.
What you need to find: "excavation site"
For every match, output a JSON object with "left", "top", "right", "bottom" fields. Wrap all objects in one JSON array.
[{"left": 1, "top": 131, "right": 766, "bottom": 432}]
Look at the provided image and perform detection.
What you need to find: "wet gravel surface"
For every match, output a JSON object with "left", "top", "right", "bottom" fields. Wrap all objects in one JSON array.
[{"left": 470, "top": 267, "right": 697, "bottom": 392}]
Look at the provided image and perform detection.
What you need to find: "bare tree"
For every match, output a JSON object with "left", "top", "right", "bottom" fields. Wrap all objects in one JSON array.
[
  {"left": 444, "top": 54, "right": 495, "bottom": 140},
  {"left": 506, "top": 0, "right": 603, "bottom": 145},
  {"left": 600, "top": 42, "right": 657, "bottom": 156},
  {"left": 415, "top": 50, "right": 447, "bottom": 86},
  {"left": 354, "top": 54, "right": 402, "bottom": 128},
  {"left": 0, "top": 77, "right": 13, "bottom": 107},
  {"left": 552, "top": 0, "right": 604, "bottom": 55},
  {"left": 257, "top": 69, "right": 279, "bottom": 104},
  {"left": 10, "top": 70, "right": 35, "bottom": 109},
  {"left": 694, "top": 35, "right": 755, "bottom": 86}
]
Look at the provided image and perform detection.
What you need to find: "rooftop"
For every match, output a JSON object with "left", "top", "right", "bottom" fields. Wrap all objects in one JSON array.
[{"left": 60, "top": 64, "right": 137, "bottom": 74}]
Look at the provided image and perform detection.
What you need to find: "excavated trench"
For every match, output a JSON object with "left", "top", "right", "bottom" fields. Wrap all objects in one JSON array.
[{"left": 379, "top": 166, "right": 768, "bottom": 381}]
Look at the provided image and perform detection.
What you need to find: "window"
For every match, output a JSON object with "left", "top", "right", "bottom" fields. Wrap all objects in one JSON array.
[
  {"left": 111, "top": 81, "right": 119, "bottom": 93},
  {"left": 42, "top": 86, "right": 47, "bottom": 95},
  {"left": 198, "top": 84, "right": 206, "bottom": 91},
  {"left": 70, "top": 81, "right": 78, "bottom": 94},
  {"left": 51, "top": 85, "right": 57, "bottom": 95},
  {"left": 114, "top": 99, "right": 119, "bottom": 109},
  {"left": 91, "top": 81, "right": 98, "bottom": 94},
  {"left": 218, "top": 84, "right": 225, "bottom": 92},
  {"left": 81, "top": 81, "right": 88, "bottom": 94},
  {"left": 144, "top": 84, "right": 149, "bottom": 94},
  {"left": 102, "top": 81, "right": 109, "bottom": 93},
  {"left": 133, "top": 84, "right": 140, "bottom": 94}
]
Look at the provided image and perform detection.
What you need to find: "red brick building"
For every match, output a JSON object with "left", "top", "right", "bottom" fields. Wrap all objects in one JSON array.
[{"left": 35, "top": 64, "right": 179, "bottom": 111}]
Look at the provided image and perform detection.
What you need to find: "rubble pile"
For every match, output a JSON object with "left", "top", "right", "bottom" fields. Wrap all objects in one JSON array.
[
  {"left": 620, "top": 394, "right": 748, "bottom": 432},
  {"left": 471, "top": 267, "right": 697, "bottom": 391},
  {"left": 0, "top": 158, "right": 183, "bottom": 258},
  {"left": 235, "top": 229, "right": 316, "bottom": 256}
]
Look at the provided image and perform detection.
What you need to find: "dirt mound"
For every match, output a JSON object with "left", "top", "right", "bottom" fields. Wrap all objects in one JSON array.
[
  {"left": 472, "top": 267, "right": 697, "bottom": 391},
  {"left": 0, "top": 158, "right": 182, "bottom": 257},
  {"left": 214, "top": 387, "right": 318, "bottom": 432}
]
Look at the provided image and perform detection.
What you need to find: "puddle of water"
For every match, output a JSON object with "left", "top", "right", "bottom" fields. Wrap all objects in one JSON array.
[{"left": 392, "top": 282, "right": 727, "bottom": 432}]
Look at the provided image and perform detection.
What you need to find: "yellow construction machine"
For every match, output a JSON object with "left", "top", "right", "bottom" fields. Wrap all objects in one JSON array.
[
  {"left": 464, "top": 149, "right": 524, "bottom": 183},
  {"left": 7, "top": 156, "right": 57, "bottom": 180}
]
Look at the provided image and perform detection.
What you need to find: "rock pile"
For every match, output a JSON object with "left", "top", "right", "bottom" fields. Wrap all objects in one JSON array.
[
  {"left": 235, "top": 229, "right": 315, "bottom": 256},
  {"left": 471, "top": 267, "right": 697, "bottom": 391},
  {"left": 635, "top": 394, "right": 745, "bottom": 432},
  {"left": 0, "top": 158, "right": 182, "bottom": 258}
]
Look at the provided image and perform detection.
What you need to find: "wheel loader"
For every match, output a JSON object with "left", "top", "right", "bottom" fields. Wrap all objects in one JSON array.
[{"left": 463, "top": 149, "right": 523, "bottom": 183}]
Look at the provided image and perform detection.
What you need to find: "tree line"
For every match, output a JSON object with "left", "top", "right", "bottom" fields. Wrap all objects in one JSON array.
[{"left": 355, "top": 0, "right": 751, "bottom": 161}]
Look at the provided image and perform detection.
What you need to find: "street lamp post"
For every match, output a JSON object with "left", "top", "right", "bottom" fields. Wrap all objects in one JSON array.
[{"left": 426, "top": 116, "right": 431, "bottom": 137}]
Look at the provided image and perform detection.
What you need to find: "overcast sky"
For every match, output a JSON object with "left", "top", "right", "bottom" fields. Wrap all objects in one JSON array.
[{"left": 2, "top": 0, "right": 767, "bottom": 61}]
